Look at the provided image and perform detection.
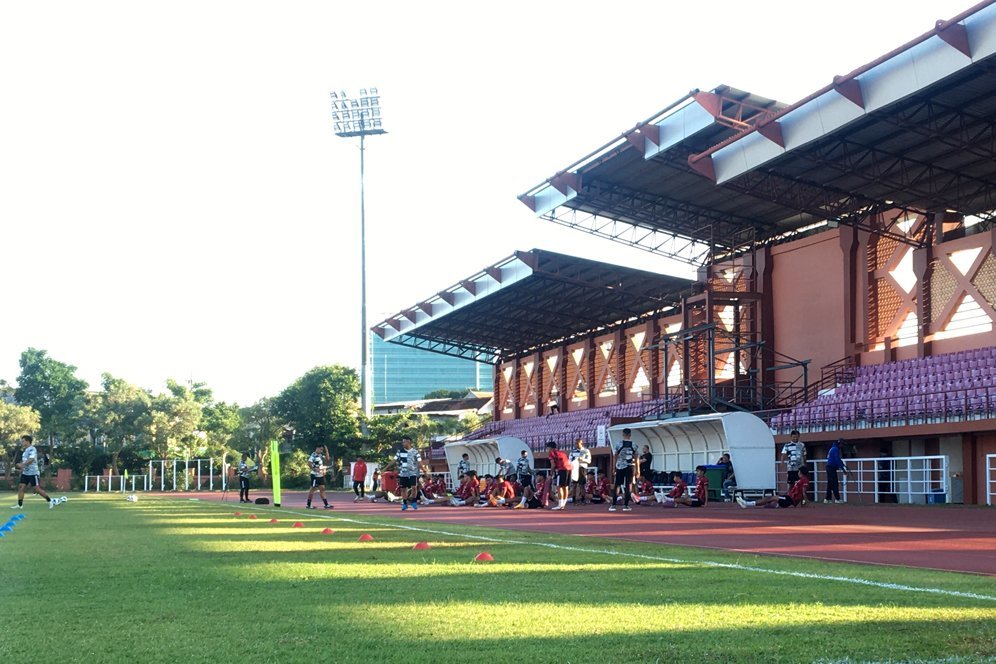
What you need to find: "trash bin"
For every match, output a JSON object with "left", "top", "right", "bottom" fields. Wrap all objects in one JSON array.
[{"left": 381, "top": 471, "right": 399, "bottom": 494}]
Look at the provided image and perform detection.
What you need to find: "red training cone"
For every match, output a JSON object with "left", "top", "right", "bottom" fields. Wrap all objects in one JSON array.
[
  {"left": 233, "top": 512, "right": 242, "bottom": 517},
  {"left": 474, "top": 552, "right": 494, "bottom": 562},
  {"left": 269, "top": 518, "right": 279, "bottom": 524},
  {"left": 413, "top": 541, "right": 431, "bottom": 550},
  {"left": 292, "top": 522, "right": 304, "bottom": 528},
  {"left": 248, "top": 514, "right": 257, "bottom": 520},
  {"left": 320, "top": 528, "right": 334, "bottom": 535},
  {"left": 358, "top": 533, "right": 374, "bottom": 541}
]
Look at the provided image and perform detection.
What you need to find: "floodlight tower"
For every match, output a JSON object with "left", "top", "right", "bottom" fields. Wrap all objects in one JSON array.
[{"left": 331, "top": 87, "right": 386, "bottom": 423}]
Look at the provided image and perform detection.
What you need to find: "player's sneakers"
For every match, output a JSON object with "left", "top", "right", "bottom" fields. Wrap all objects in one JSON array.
[
  {"left": 823, "top": 499, "right": 831, "bottom": 504},
  {"left": 550, "top": 505, "right": 563, "bottom": 511},
  {"left": 736, "top": 496, "right": 748, "bottom": 508},
  {"left": 410, "top": 502, "right": 418, "bottom": 510},
  {"left": 622, "top": 506, "right": 632, "bottom": 512},
  {"left": 401, "top": 503, "right": 409, "bottom": 511},
  {"left": 305, "top": 505, "right": 316, "bottom": 510},
  {"left": 49, "top": 499, "right": 56, "bottom": 509},
  {"left": 10, "top": 505, "right": 21, "bottom": 509},
  {"left": 608, "top": 505, "right": 617, "bottom": 512},
  {"left": 324, "top": 504, "right": 334, "bottom": 510}
]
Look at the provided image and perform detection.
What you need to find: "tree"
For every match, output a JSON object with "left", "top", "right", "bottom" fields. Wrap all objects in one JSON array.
[
  {"left": 92, "top": 374, "right": 152, "bottom": 475},
  {"left": 15, "top": 348, "right": 88, "bottom": 444},
  {"left": 229, "top": 398, "right": 280, "bottom": 480},
  {"left": 273, "top": 365, "right": 360, "bottom": 479},
  {"left": 146, "top": 389, "right": 202, "bottom": 460},
  {"left": 423, "top": 389, "right": 469, "bottom": 400},
  {"left": 0, "top": 402, "right": 41, "bottom": 487}
]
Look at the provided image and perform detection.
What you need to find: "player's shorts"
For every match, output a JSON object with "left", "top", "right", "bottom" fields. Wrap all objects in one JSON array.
[
  {"left": 310, "top": 476, "right": 326, "bottom": 487},
  {"left": 19, "top": 474, "right": 40, "bottom": 487},
  {"left": 526, "top": 497, "right": 543, "bottom": 509},
  {"left": 787, "top": 469, "right": 800, "bottom": 484},
  {"left": 614, "top": 468, "right": 633, "bottom": 486},
  {"left": 590, "top": 495, "right": 604, "bottom": 503},
  {"left": 687, "top": 498, "right": 705, "bottom": 507},
  {"left": 239, "top": 477, "right": 250, "bottom": 488},
  {"left": 398, "top": 475, "right": 418, "bottom": 489},
  {"left": 517, "top": 474, "right": 533, "bottom": 489},
  {"left": 554, "top": 470, "right": 569, "bottom": 487},
  {"left": 778, "top": 496, "right": 796, "bottom": 508}
]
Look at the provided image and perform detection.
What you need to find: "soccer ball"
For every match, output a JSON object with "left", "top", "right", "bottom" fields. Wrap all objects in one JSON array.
[
  {"left": 59, "top": 496, "right": 68, "bottom": 504},
  {"left": 126, "top": 494, "right": 138, "bottom": 502}
]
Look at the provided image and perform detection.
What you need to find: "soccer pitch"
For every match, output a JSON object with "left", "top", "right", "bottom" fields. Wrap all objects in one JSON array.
[{"left": 2, "top": 495, "right": 994, "bottom": 663}]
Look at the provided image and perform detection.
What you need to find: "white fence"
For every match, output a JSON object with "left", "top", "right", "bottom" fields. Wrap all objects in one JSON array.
[
  {"left": 84, "top": 475, "right": 149, "bottom": 492},
  {"left": 147, "top": 458, "right": 228, "bottom": 492},
  {"left": 987, "top": 454, "right": 995, "bottom": 507},
  {"left": 777, "top": 455, "right": 950, "bottom": 505}
]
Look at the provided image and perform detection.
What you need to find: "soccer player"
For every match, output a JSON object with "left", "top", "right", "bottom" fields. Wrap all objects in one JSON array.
[
  {"left": 351, "top": 456, "right": 368, "bottom": 502},
  {"left": 545, "top": 441, "right": 571, "bottom": 510},
  {"left": 657, "top": 471, "right": 687, "bottom": 506},
  {"left": 739, "top": 467, "right": 811, "bottom": 508},
  {"left": 514, "top": 450, "right": 533, "bottom": 491},
  {"left": 305, "top": 445, "right": 333, "bottom": 510},
  {"left": 11, "top": 435, "right": 57, "bottom": 510},
  {"left": 449, "top": 471, "right": 480, "bottom": 506},
  {"left": 495, "top": 456, "right": 513, "bottom": 479},
  {"left": 668, "top": 466, "right": 709, "bottom": 507},
  {"left": 632, "top": 474, "right": 656, "bottom": 505},
  {"left": 457, "top": 453, "right": 472, "bottom": 477},
  {"left": 516, "top": 471, "right": 549, "bottom": 509},
  {"left": 237, "top": 452, "right": 257, "bottom": 503},
  {"left": 390, "top": 436, "right": 428, "bottom": 511},
  {"left": 609, "top": 428, "right": 639, "bottom": 512},
  {"left": 781, "top": 430, "right": 808, "bottom": 490}
]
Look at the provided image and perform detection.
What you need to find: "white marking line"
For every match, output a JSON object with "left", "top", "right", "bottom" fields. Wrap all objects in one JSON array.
[{"left": 193, "top": 501, "right": 996, "bottom": 603}]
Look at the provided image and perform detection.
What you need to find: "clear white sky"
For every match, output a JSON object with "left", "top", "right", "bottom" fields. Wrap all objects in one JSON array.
[{"left": 0, "top": 0, "right": 973, "bottom": 404}]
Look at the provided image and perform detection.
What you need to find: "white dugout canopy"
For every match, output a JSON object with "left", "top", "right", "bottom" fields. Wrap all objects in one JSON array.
[
  {"left": 443, "top": 436, "right": 533, "bottom": 483},
  {"left": 607, "top": 412, "right": 775, "bottom": 492}
]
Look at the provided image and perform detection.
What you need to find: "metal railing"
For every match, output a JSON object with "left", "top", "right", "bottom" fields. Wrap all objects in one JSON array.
[
  {"left": 84, "top": 475, "right": 149, "bottom": 493},
  {"left": 778, "top": 455, "right": 949, "bottom": 505},
  {"left": 987, "top": 454, "right": 995, "bottom": 507}
]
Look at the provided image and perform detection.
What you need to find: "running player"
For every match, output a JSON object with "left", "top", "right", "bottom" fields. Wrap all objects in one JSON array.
[
  {"left": 305, "top": 445, "right": 333, "bottom": 510},
  {"left": 11, "top": 435, "right": 57, "bottom": 510}
]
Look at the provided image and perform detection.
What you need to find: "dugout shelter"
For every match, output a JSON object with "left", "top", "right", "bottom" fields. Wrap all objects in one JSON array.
[{"left": 443, "top": 436, "right": 533, "bottom": 483}]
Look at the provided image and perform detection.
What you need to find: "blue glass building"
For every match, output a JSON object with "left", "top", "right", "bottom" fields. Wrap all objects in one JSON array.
[{"left": 371, "top": 335, "right": 492, "bottom": 403}]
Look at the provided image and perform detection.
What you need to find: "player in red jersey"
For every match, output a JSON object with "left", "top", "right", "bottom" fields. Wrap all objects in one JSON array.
[
  {"left": 449, "top": 472, "right": 481, "bottom": 506},
  {"left": 632, "top": 474, "right": 656, "bottom": 505},
  {"left": 674, "top": 466, "right": 709, "bottom": 507},
  {"left": 738, "top": 467, "right": 811, "bottom": 508},
  {"left": 657, "top": 471, "right": 687, "bottom": 507},
  {"left": 545, "top": 441, "right": 572, "bottom": 510}
]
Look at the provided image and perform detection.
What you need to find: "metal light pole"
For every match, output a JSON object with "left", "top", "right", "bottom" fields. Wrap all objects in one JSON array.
[{"left": 331, "top": 88, "right": 386, "bottom": 424}]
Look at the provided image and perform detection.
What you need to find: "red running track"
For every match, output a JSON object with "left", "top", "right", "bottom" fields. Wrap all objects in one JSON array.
[{"left": 195, "top": 491, "right": 996, "bottom": 576}]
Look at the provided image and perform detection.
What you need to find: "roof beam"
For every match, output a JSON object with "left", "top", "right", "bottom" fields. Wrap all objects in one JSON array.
[{"left": 936, "top": 19, "right": 972, "bottom": 58}]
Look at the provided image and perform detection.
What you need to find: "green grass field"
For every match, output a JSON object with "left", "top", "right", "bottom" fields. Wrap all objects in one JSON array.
[{"left": 2, "top": 494, "right": 995, "bottom": 663}]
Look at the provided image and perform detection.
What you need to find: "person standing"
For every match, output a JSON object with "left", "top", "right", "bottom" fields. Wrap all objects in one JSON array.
[
  {"left": 390, "top": 436, "right": 428, "bottom": 511},
  {"left": 545, "top": 442, "right": 571, "bottom": 510},
  {"left": 824, "top": 439, "right": 849, "bottom": 504},
  {"left": 11, "top": 435, "right": 57, "bottom": 510},
  {"left": 371, "top": 468, "right": 381, "bottom": 493},
  {"left": 639, "top": 445, "right": 653, "bottom": 481},
  {"left": 609, "top": 428, "right": 640, "bottom": 512},
  {"left": 352, "top": 456, "right": 368, "bottom": 502},
  {"left": 514, "top": 449, "right": 533, "bottom": 492},
  {"left": 237, "top": 453, "right": 257, "bottom": 503},
  {"left": 457, "top": 453, "right": 472, "bottom": 477},
  {"left": 305, "top": 445, "right": 333, "bottom": 510},
  {"left": 781, "top": 430, "right": 807, "bottom": 491},
  {"left": 568, "top": 438, "right": 591, "bottom": 504}
]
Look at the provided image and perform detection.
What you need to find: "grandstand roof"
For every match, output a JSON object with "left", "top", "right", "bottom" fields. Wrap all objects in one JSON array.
[
  {"left": 521, "top": 1, "right": 996, "bottom": 263},
  {"left": 371, "top": 249, "right": 693, "bottom": 364}
]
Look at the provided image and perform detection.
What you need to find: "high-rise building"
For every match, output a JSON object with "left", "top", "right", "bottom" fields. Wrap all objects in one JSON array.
[{"left": 371, "top": 335, "right": 492, "bottom": 404}]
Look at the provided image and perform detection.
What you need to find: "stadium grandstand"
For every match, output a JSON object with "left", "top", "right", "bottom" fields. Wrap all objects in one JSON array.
[{"left": 374, "top": 1, "right": 996, "bottom": 505}]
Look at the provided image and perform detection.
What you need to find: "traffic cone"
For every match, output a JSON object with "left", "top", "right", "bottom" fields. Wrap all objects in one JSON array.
[
  {"left": 413, "top": 541, "right": 431, "bottom": 550},
  {"left": 474, "top": 552, "right": 494, "bottom": 562},
  {"left": 292, "top": 522, "right": 304, "bottom": 528},
  {"left": 233, "top": 512, "right": 242, "bottom": 517},
  {"left": 248, "top": 514, "right": 257, "bottom": 520},
  {"left": 320, "top": 528, "right": 334, "bottom": 535},
  {"left": 358, "top": 533, "right": 374, "bottom": 541}
]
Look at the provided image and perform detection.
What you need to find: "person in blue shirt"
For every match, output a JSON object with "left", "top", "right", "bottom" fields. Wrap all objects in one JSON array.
[{"left": 824, "top": 439, "right": 849, "bottom": 504}]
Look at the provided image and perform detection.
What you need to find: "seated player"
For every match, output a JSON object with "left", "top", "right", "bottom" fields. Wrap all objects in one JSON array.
[
  {"left": 430, "top": 474, "right": 450, "bottom": 498},
  {"left": 583, "top": 471, "right": 602, "bottom": 504},
  {"left": 449, "top": 471, "right": 481, "bottom": 507},
  {"left": 479, "top": 474, "right": 514, "bottom": 507},
  {"left": 672, "top": 466, "right": 709, "bottom": 507},
  {"left": 368, "top": 489, "right": 401, "bottom": 503},
  {"left": 631, "top": 474, "right": 656, "bottom": 505},
  {"left": 656, "top": 471, "right": 687, "bottom": 506},
  {"left": 738, "top": 467, "right": 811, "bottom": 509},
  {"left": 515, "top": 471, "right": 549, "bottom": 509},
  {"left": 477, "top": 474, "right": 496, "bottom": 505},
  {"left": 417, "top": 474, "right": 444, "bottom": 505}
]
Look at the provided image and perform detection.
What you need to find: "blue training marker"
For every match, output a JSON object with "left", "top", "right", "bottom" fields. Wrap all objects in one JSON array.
[{"left": 0, "top": 526, "right": 11, "bottom": 533}]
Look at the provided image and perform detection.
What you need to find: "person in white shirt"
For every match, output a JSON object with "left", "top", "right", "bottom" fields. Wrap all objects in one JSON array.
[{"left": 12, "top": 435, "right": 58, "bottom": 510}]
